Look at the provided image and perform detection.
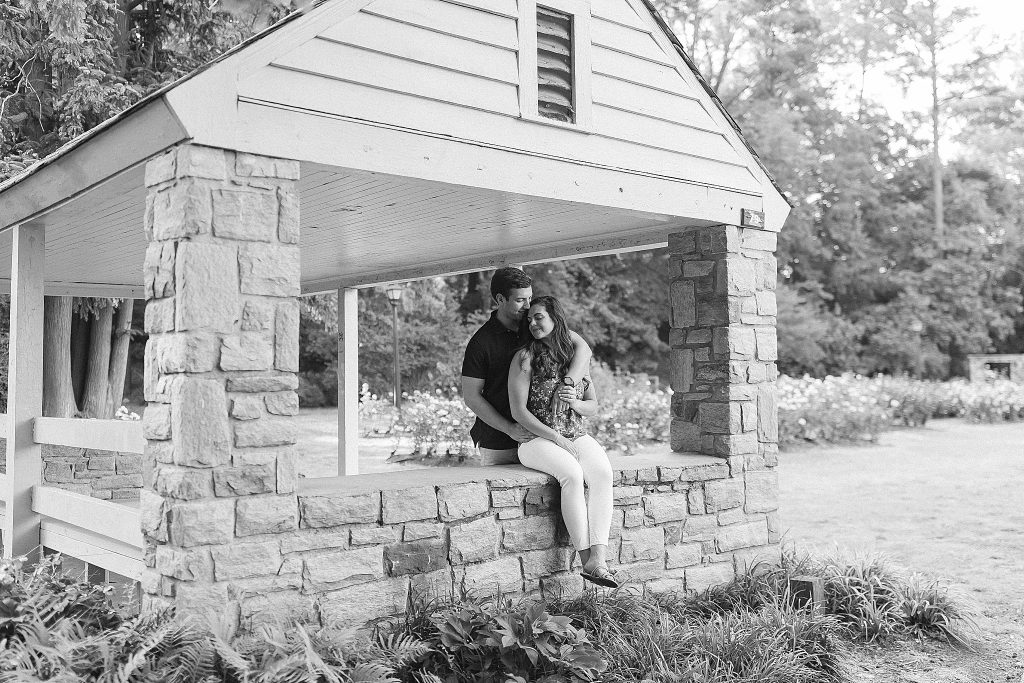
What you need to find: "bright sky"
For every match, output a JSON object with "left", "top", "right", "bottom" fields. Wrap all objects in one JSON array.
[{"left": 853, "top": 0, "right": 1023, "bottom": 129}]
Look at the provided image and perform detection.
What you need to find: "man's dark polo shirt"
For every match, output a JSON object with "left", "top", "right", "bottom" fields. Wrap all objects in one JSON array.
[{"left": 462, "top": 311, "right": 522, "bottom": 450}]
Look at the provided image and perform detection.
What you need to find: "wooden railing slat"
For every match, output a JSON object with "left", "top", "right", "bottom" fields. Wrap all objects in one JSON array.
[{"left": 33, "top": 417, "right": 145, "bottom": 454}]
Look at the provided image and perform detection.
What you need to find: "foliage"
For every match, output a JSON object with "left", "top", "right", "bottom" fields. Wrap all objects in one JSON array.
[
  {"left": 547, "top": 576, "right": 850, "bottom": 682},
  {"left": 0, "top": 551, "right": 977, "bottom": 682},
  {"left": 0, "top": 555, "right": 427, "bottom": 682},
  {"left": 381, "top": 372, "right": 1024, "bottom": 459},
  {"left": 395, "top": 389, "right": 474, "bottom": 460},
  {"left": 385, "top": 367, "right": 670, "bottom": 460},
  {"left": 419, "top": 596, "right": 607, "bottom": 682},
  {"left": 899, "top": 574, "right": 975, "bottom": 647},
  {"left": 585, "top": 364, "right": 670, "bottom": 453},
  {"left": 660, "top": 548, "right": 976, "bottom": 648},
  {"left": 778, "top": 373, "right": 1024, "bottom": 447}
]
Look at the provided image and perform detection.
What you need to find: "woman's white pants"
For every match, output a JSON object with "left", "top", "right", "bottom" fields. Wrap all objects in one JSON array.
[{"left": 517, "top": 434, "right": 613, "bottom": 551}]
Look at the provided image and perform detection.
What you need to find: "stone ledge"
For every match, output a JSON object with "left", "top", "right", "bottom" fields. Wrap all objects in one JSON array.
[{"left": 296, "top": 451, "right": 723, "bottom": 496}]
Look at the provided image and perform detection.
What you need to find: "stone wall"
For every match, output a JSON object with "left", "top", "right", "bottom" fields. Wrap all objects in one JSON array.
[
  {"left": 0, "top": 439, "right": 142, "bottom": 500},
  {"left": 667, "top": 224, "right": 779, "bottom": 463},
  {"left": 142, "top": 455, "right": 779, "bottom": 632},
  {"left": 139, "top": 143, "right": 302, "bottom": 621},
  {"left": 135, "top": 149, "right": 782, "bottom": 631}
]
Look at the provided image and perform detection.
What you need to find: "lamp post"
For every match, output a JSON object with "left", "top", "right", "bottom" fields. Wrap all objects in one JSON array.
[{"left": 385, "top": 284, "right": 404, "bottom": 418}]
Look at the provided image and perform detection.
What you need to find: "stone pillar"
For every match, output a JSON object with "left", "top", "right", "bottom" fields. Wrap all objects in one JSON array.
[
  {"left": 667, "top": 225, "right": 779, "bottom": 463},
  {"left": 139, "top": 144, "right": 301, "bottom": 630}
]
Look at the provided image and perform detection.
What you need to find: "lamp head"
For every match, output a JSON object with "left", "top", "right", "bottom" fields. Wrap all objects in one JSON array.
[{"left": 385, "top": 284, "right": 405, "bottom": 305}]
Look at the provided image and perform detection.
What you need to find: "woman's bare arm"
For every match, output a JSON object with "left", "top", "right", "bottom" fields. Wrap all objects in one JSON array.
[{"left": 558, "top": 376, "right": 599, "bottom": 417}]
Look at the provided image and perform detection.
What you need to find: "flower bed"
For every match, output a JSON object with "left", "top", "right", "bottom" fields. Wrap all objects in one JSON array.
[
  {"left": 778, "top": 374, "right": 1024, "bottom": 447},
  {"left": 380, "top": 372, "right": 670, "bottom": 459},
  {"left": 369, "top": 373, "right": 1024, "bottom": 458}
]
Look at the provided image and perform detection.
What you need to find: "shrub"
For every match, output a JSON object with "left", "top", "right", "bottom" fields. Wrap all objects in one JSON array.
[
  {"left": 548, "top": 585, "right": 849, "bottom": 683},
  {"left": 899, "top": 574, "right": 976, "bottom": 647},
  {"left": 777, "top": 374, "right": 1024, "bottom": 448},
  {"left": 395, "top": 388, "right": 475, "bottom": 459},
  {"left": 429, "top": 597, "right": 607, "bottom": 682},
  {"left": 588, "top": 365, "right": 671, "bottom": 453},
  {"left": 778, "top": 374, "right": 892, "bottom": 446},
  {"left": 0, "top": 555, "right": 422, "bottom": 681}
]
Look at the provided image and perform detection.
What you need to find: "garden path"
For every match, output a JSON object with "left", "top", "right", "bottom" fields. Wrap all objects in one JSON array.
[{"left": 779, "top": 418, "right": 1024, "bottom": 682}]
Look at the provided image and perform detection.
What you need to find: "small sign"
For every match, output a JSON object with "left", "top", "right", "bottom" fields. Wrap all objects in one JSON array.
[{"left": 740, "top": 209, "right": 765, "bottom": 229}]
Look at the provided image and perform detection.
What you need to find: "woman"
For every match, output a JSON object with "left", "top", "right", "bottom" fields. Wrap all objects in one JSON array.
[{"left": 508, "top": 296, "right": 617, "bottom": 588}]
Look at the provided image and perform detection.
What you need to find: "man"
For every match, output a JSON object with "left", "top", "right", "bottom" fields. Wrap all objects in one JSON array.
[{"left": 461, "top": 267, "right": 591, "bottom": 465}]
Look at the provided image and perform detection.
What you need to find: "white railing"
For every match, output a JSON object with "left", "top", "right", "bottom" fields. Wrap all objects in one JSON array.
[
  {"left": 33, "top": 417, "right": 144, "bottom": 454},
  {"left": 0, "top": 416, "right": 145, "bottom": 576},
  {"left": 33, "top": 486, "right": 142, "bottom": 580}
]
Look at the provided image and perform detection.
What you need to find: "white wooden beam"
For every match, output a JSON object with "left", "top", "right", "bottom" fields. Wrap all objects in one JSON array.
[
  {"left": 0, "top": 281, "right": 143, "bottom": 298},
  {"left": 234, "top": 102, "right": 763, "bottom": 220},
  {"left": 303, "top": 225, "right": 682, "bottom": 292},
  {"left": 34, "top": 417, "right": 145, "bottom": 454},
  {"left": 32, "top": 486, "right": 143, "bottom": 547},
  {"left": 337, "top": 288, "right": 359, "bottom": 475},
  {"left": 39, "top": 519, "right": 142, "bottom": 580},
  {"left": 2, "top": 224, "right": 45, "bottom": 558}
]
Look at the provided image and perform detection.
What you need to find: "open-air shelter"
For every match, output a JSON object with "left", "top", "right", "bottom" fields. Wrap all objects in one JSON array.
[{"left": 0, "top": 0, "right": 790, "bottom": 628}]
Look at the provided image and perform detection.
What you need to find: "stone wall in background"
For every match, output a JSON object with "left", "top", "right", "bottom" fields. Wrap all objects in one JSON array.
[{"left": 0, "top": 439, "right": 142, "bottom": 500}]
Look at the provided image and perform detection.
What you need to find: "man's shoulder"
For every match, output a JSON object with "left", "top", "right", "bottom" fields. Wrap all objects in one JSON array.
[{"left": 466, "top": 318, "right": 498, "bottom": 347}]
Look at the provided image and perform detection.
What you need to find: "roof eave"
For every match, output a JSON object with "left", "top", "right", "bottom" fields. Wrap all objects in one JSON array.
[
  {"left": 0, "top": 97, "right": 189, "bottom": 232},
  {"left": 638, "top": 0, "right": 795, "bottom": 223}
]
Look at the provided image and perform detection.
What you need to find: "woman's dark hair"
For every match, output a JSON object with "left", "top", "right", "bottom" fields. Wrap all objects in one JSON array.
[
  {"left": 518, "top": 296, "right": 573, "bottom": 377},
  {"left": 490, "top": 267, "right": 532, "bottom": 301}
]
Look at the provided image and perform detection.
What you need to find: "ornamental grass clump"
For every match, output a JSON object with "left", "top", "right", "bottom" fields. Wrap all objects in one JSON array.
[{"left": 547, "top": 586, "right": 849, "bottom": 683}]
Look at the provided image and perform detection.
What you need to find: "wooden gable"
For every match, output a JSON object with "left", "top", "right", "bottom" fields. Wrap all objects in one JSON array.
[{"left": 233, "top": 0, "right": 765, "bottom": 201}]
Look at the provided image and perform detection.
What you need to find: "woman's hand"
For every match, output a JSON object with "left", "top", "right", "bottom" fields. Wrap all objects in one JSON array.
[
  {"left": 552, "top": 433, "right": 578, "bottom": 457},
  {"left": 550, "top": 383, "right": 578, "bottom": 414}
]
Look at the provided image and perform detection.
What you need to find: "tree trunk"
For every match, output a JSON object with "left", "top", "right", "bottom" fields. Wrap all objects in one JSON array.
[
  {"left": 105, "top": 300, "right": 133, "bottom": 417},
  {"left": 929, "top": 0, "right": 944, "bottom": 240},
  {"left": 43, "top": 297, "right": 78, "bottom": 417},
  {"left": 70, "top": 310, "right": 90, "bottom": 406},
  {"left": 81, "top": 305, "right": 114, "bottom": 418}
]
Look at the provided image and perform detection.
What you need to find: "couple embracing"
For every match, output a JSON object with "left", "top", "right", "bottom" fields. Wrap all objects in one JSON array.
[{"left": 460, "top": 267, "right": 618, "bottom": 589}]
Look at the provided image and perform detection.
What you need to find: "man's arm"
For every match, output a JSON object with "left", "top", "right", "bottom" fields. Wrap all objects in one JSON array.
[
  {"left": 550, "top": 330, "right": 593, "bottom": 412},
  {"left": 565, "top": 331, "right": 592, "bottom": 384},
  {"left": 462, "top": 376, "right": 532, "bottom": 442}
]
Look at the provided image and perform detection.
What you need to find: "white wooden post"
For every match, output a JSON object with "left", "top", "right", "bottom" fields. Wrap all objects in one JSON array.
[
  {"left": 2, "top": 224, "right": 45, "bottom": 558},
  {"left": 337, "top": 287, "right": 359, "bottom": 475}
]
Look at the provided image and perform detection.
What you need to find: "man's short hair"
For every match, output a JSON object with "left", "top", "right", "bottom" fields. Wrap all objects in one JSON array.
[{"left": 490, "top": 267, "right": 532, "bottom": 301}]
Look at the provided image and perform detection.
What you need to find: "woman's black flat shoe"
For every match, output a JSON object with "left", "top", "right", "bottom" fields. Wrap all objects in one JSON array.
[{"left": 580, "top": 566, "right": 619, "bottom": 589}]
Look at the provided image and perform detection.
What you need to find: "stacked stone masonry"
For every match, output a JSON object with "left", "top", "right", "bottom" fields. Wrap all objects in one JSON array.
[
  {"left": 140, "top": 144, "right": 303, "bottom": 620},
  {"left": 144, "top": 460, "right": 781, "bottom": 631},
  {"left": 0, "top": 439, "right": 142, "bottom": 500},
  {"left": 668, "top": 225, "right": 780, "bottom": 461},
  {"left": 137, "top": 150, "right": 782, "bottom": 631}
]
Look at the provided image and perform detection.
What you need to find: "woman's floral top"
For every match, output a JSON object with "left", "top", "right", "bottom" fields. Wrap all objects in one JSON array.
[{"left": 526, "top": 365, "right": 590, "bottom": 439}]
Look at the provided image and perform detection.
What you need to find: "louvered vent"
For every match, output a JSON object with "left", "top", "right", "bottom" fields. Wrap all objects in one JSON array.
[{"left": 536, "top": 7, "right": 574, "bottom": 123}]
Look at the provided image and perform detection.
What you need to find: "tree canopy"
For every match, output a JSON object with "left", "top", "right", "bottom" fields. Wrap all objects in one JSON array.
[{"left": 2, "top": 0, "right": 1022, "bottom": 402}]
